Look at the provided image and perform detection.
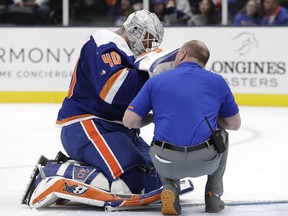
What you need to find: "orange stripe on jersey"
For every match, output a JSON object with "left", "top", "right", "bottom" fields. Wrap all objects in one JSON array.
[
  {"left": 81, "top": 119, "right": 123, "bottom": 179},
  {"left": 68, "top": 59, "right": 79, "bottom": 98},
  {"left": 99, "top": 68, "right": 128, "bottom": 100},
  {"left": 137, "top": 48, "right": 163, "bottom": 59},
  {"left": 127, "top": 105, "right": 134, "bottom": 110},
  {"left": 56, "top": 114, "right": 94, "bottom": 125}
]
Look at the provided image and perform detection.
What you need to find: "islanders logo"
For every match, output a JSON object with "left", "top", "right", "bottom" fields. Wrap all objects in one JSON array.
[{"left": 63, "top": 182, "right": 89, "bottom": 195}]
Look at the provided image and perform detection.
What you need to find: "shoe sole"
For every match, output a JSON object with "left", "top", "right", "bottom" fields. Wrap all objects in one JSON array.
[
  {"left": 161, "top": 189, "right": 180, "bottom": 215},
  {"left": 205, "top": 206, "right": 224, "bottom": 213}
]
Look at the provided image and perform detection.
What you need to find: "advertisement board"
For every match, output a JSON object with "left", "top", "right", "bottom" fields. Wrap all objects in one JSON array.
[{"left": 0, "top": 27, "right": 287, "bottom": 105}]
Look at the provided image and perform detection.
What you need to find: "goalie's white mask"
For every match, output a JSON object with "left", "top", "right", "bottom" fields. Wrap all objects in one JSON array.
[{"left": 123, "top": 9, "right": 164, "bottom": 57}]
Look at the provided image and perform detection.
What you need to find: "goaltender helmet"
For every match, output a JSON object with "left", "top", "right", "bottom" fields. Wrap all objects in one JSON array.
[{"left": 123, "top": 9, "right": 164, "bottom": 56}]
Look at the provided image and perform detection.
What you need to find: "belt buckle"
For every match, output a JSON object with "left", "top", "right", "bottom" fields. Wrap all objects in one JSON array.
[
  {"left": 160, "top": 141, "right": 166, "bottom": 148},
  {"left": 205, "top": 140, "right": 210, "bottom": 148}
]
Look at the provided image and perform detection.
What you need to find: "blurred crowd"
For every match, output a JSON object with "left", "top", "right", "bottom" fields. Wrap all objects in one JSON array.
[{"left": 0, "top": 0, "right": 288, "bottom": 26}]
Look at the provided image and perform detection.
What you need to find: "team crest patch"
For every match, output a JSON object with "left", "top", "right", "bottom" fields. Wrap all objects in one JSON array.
[
  {"left": 64, "top": 182, "right": 89, "bottom": 195},
  {"left": 73, "top": 166, "right": 95, "bottom": 182}
]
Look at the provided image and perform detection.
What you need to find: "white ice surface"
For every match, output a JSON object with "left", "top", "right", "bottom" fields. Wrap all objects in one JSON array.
[{"left": 0, "top": 104, "right": 287, "bottom": 216}]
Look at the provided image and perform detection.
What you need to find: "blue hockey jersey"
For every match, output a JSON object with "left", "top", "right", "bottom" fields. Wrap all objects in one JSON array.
[{"left": 56, "top": 29, "right": 149, "bottom": 126}]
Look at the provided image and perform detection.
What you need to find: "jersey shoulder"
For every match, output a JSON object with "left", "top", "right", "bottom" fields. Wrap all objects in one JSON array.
[{"left": 91, "top": 29, "right": 133, "bottom": 57}]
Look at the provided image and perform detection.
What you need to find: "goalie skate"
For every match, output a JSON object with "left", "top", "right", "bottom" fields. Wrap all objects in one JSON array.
[{"left": 21, "top": 155, "right": 50, "bottom": 205}]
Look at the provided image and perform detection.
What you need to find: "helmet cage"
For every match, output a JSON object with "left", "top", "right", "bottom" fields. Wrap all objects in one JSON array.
[{"left": 123, "top": 10, "right": 164, "bottom": 56}]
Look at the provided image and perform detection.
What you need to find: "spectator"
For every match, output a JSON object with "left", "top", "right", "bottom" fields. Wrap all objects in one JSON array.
[
  {"left": 70, "top": 0, "right": 112, "bottom": 25},
  {"left": 151, "top": 0, "right": 172, "bottom": 25},
  {"left": 174, "top": 0, "right": 192, "bottom": 25},
  {"left": 282, "top": 0, "right": 288, "bottom": 8},
  {"left": 261, "top": 0, "right": 288, "bottom": 25},
  {"left": 106, "top": 0, "right": 118, "bottom": 15},
  {"left": 0, "top": 0, "right": 10, "bottom": 23},
  {"left": 190, "top": 0, "right": 247, "bottom": 24},
  {"left": 123, "top": 39, "right": 241, "bottom": 215},
  {"left": 233, "top": 0, "right": 262, "bottom": 26},
  {"left": 214, "top": 0, "right": 247, "bottom": 23},
  {"left": 190, "top": 0, "right": 220, "bottom": 25},
  {"left": 6, "top": 0, "right": 50, "bottom": 25},
  {"left": 114, "top": 0, "right": 134, "bottom": 26},
  {"left": 131, "top": 0, "right": 143, "bottom": 11},
  {"left": 151, "top": 0, "right": 191, "bottom": 26}
]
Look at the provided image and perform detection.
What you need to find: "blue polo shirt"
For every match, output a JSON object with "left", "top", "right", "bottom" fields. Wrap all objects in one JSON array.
[{"left": 128, "top": 62, "right": 239, "bottom": 147}]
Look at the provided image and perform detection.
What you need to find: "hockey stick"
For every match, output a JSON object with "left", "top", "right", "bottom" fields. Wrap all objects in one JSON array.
[
  {"left": 103, "top": 178, "right": 194, "bottom": 209},
  {"left": 225, "top": 200, "right": 288, "bottom": 206},
  {"left": 105, "top": 200, "right": 288, "bottom": 212}
]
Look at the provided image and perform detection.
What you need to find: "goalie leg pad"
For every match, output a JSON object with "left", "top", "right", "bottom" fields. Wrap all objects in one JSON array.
[{"left": 41, "top": 161, "right": 110, "bottom": 192}]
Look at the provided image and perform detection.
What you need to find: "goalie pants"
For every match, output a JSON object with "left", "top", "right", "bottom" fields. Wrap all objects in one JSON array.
[
  {"left": 60, "top": 118, "right": 162, "bottom": 193},
  {"left": 150, "top": 129, "right": 229, "bottom": 196}
]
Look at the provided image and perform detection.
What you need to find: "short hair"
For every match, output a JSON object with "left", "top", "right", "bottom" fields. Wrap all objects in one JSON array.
[{"left": 185, "top": 40, "right": 210, "bottom": 66}]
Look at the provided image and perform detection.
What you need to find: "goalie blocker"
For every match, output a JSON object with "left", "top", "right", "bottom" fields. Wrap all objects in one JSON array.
[
  {"left": 21, "top": 152, "right": 194, "bottom": 209},
  {"left": 134, "top": 48, "right": 179, "bottom": 77}
]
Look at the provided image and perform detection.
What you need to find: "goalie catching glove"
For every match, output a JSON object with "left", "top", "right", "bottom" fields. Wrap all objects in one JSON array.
[{"left": 135, "top": 48, "right": 179, "bottom": 77}]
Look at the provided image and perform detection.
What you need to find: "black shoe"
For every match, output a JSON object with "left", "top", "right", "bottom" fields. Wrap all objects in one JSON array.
[
  {"left": 205, "top": 191, "right": 225, "bottom": 213},
  {"left": 161, "top": 178, "right": 181, "bottom": 215}
]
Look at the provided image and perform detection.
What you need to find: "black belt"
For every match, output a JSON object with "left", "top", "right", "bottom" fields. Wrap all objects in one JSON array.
[{"left": 151, "top": 139, "right": 213, "bottom": 152}]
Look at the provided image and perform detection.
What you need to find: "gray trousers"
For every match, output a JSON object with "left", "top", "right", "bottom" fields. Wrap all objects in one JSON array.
[{"left": 150, "top": 129, "right": 229, "bottom": 196}]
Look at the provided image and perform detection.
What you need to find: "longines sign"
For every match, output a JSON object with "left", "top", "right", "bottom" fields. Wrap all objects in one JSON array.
[
  {"left": 211, "top": 60, "right": 285, "bottom": 88},
  {"left": 162, "top": 28, "right": 288, "bottom": 95},
  {"left": 207, "top": 30, "right": 287, "bottom": 94}
]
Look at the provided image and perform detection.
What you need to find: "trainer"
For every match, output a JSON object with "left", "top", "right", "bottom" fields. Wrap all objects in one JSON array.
[{"left": 123, "top": 40, "right": 241, "bottom": 215}]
